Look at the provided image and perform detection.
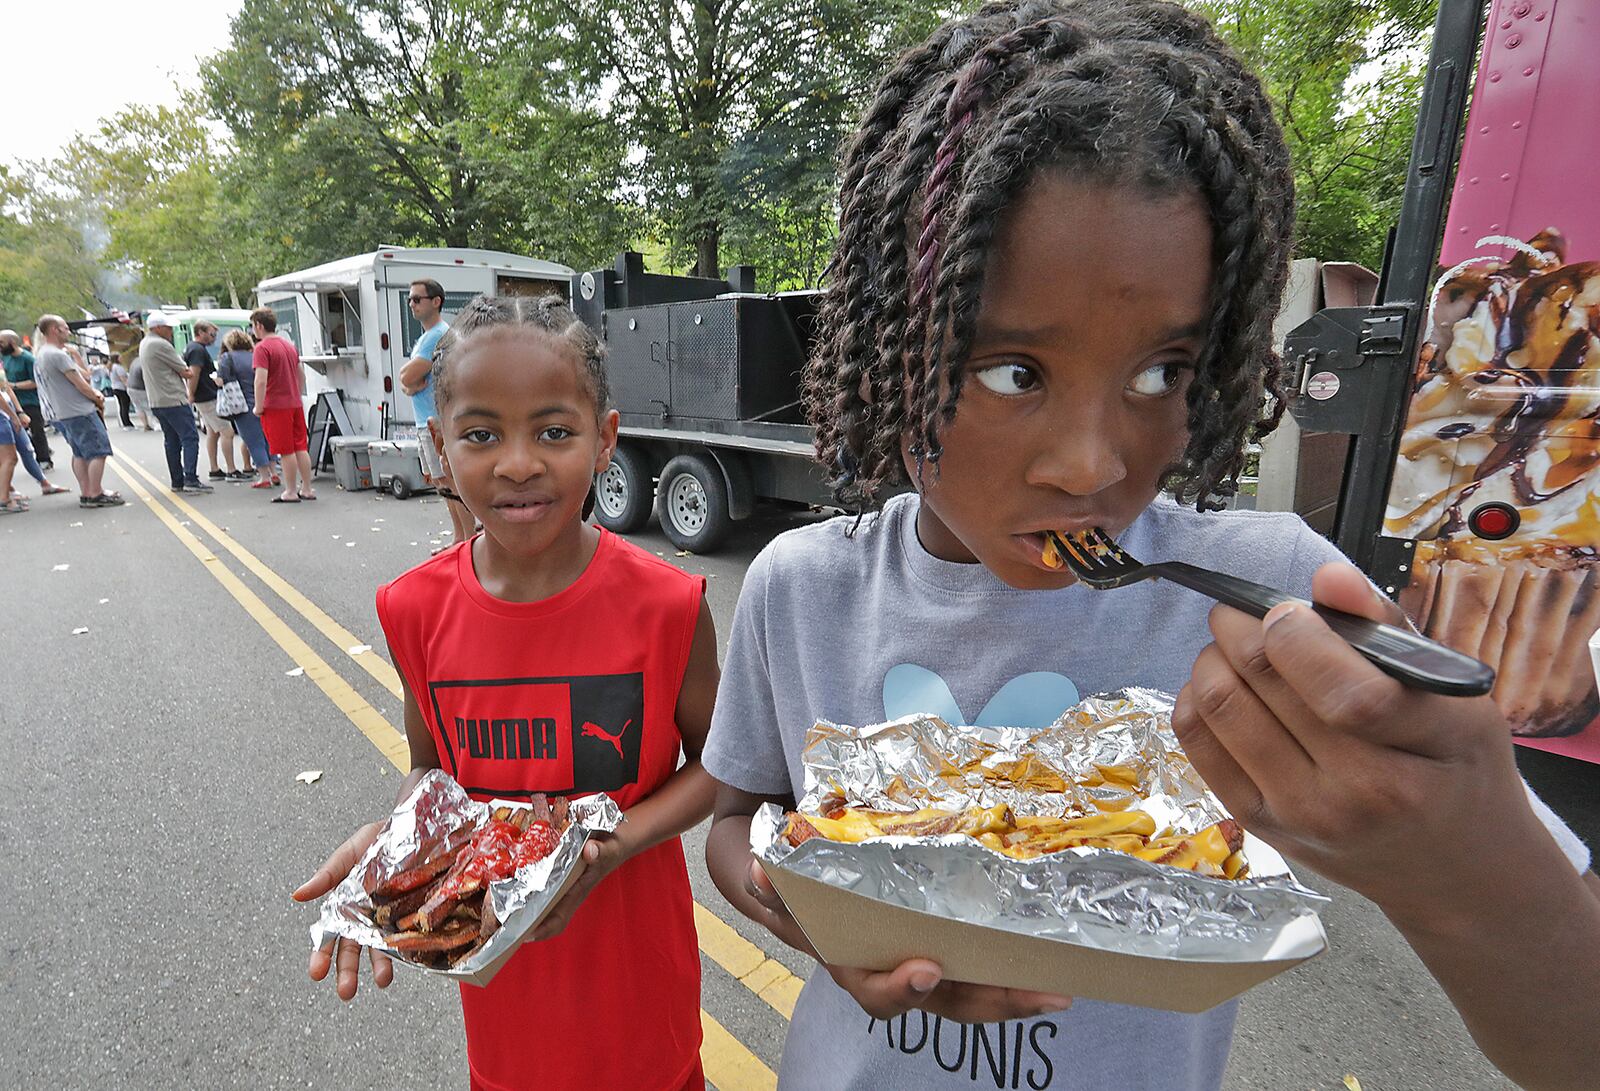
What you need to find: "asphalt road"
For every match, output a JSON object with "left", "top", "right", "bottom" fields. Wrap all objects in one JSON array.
[{"left": 2, "top": 427, "right": 1592, "bottom": 1091}]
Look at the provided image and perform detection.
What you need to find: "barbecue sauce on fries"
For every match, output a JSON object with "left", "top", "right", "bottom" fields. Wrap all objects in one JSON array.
[
  {"left": 360, "top": 795, "right": 570, "bottom": 968},
  {"left": 784, "top": 801, "right": 1248, "bottom": 879}
]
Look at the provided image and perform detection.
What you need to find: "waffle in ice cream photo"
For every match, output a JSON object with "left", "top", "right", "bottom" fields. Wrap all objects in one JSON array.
[{"left": 1385, "top": 229, "right": 1600, "bottom": 741}]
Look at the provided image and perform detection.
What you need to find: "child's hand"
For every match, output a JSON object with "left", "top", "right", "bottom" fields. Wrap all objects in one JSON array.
[
  {"left": 292, "top": 820, "right": 393, "bottom": 1001},
  {"left": 747, "top": 859, "right": 1072, "bottom": 1024},
  {"left": 529, "top": 831, "right": 630, "bottom": 942},
  {"left": 1173, "top": 560, "right": 1542, "bottom": 921},
  {"left": 744, "top": 859, "right": 820, "bottom": 959}
]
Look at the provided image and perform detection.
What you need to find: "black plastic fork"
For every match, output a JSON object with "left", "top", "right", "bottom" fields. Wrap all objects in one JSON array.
[{"left": 1045, "top": 529, "right": 1495, "bottom": 697}]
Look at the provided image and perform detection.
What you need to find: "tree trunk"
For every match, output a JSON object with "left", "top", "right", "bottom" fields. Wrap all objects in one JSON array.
[
  {"left": 689, "top": 0, "right": 721, "bottom": 278},
  {"left": 696, "top": 226, "right": 720, "bottom": 280},
  {"left": 442, "top": 73, "right": 471, "bottom": 247}
]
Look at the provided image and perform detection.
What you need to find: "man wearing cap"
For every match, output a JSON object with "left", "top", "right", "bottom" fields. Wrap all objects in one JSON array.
[
  {"left": 140, "top": 312, "right": 212, "bottom": 493},
  {"left": 33, "top": 315, "right": 123, "bottom": 507},
  {"left": 1, "top": 328, "right": 53, "bottom": 469}
]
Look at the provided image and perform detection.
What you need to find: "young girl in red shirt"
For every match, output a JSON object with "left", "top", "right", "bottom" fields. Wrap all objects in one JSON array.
[{"left": 294, "top": 295, "right": 719, "bottom": 1091}]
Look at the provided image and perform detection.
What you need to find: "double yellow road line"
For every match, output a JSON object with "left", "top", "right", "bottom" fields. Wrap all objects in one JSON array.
[{"left": 106, "top": 449, "right": 800, "bottom": 1090}]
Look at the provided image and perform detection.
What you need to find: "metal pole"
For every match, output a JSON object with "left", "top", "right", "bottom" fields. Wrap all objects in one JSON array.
[{"left": 1335, "top": 0, "right": 1485, "bottom": 568}]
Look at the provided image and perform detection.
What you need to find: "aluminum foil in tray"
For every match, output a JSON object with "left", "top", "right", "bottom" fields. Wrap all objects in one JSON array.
[{"left": 751, "top": 689, "right": 1329, "bottom": 1010}]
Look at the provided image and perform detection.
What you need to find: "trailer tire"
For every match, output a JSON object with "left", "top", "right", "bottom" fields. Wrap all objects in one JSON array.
[
  {"left": 656, "top": 453, "right": 732, "bottom": 553},
  {"left": 389, "top": 476, "right": 413, "bottom": 500},
  {"left": 594, "top": 443, "right": 655, "bottom": 534}
]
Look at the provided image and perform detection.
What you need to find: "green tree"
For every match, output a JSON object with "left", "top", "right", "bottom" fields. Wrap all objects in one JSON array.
[
  {"left": 550, "top": 0, "right": 953, "bottom": 280},
  {"left": 0, "top": 166, "right": 102, "bottom": 333},
  {"left": 204, "top": 0, "right": 635, "bottom": 268},
  {"left": 1201, "top": 0, "right": 1437, "bottom": 269},
  {"left": 59, "top": 99, "right": 270, "bottom": 307}
]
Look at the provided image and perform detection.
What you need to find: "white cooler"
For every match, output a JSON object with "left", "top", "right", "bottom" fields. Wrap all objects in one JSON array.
[
  {"left": 368, "top": 440, "right": 431, "bottom": 499},
  {"left": 329, "top": 435, "right": 379, "bottom": 491}
]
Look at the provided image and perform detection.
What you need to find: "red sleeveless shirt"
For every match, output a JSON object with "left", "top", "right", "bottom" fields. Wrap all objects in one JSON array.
[{"left": 377, "top": 530, "right": 706, "bottom": 1091}]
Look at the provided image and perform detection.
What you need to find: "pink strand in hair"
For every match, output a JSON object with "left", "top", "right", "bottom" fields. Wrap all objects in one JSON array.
[{"left": 913, "top": 58, "right": 995, "bottom": 310}]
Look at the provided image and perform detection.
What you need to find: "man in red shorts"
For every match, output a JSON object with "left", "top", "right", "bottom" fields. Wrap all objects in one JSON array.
[{"left": 250, "top": 307, "right": 315, "bottom": 502}]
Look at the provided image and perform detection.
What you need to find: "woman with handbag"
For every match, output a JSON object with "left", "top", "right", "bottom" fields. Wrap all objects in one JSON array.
[{"left": 216, "top": 329, "right": 275, "bottom": 489}]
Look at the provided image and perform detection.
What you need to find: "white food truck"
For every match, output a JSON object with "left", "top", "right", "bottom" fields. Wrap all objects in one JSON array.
[{"left": 254, "top": 247, "right": 574, "bottom": 438}]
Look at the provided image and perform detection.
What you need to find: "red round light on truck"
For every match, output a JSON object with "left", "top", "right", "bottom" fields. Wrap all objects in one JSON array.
[{"left": 1467, "top": 502, "right": 1519, "bottom": 540}]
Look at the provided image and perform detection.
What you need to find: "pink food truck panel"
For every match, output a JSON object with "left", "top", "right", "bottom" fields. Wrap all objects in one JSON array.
[{"left": 1385, "top": 0, "right": 1600, "bottom": 761}]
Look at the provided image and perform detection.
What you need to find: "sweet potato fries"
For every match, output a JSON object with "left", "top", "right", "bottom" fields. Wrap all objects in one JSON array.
[{"left": 359, "top": 795, "right": 569, "bottom": 968}]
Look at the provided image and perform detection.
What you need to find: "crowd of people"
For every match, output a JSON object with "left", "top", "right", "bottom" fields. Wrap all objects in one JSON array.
[
  {"left": 0, "top": 306, "right": 320, "bottom": 512},
  {"left": 0, "top": 321, "right": 119, "bottom": 509},
  {"left": 136, "top": 308, "right": 311, "bottom": 499}
]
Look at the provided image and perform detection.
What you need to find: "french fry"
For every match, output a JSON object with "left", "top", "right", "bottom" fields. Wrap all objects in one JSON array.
[
  {"left": 372, "top": 878, "right": 439, "bottom": 929},
  {"left": 387, "top": 921, "right": 479, "bottom": 954},
  {"left": 374, "top": 791, "right": 572, "bottom": 969},
  {"left": 370, "top": 841, "right": 466, "bottom": 899},
  {"left": 785, "top": 805, "right": 1248, "bottom": 878}
]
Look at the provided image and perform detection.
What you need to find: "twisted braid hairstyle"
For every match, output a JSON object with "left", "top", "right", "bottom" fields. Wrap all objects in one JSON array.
[
  {"left": 431, "top": 294, "right": 611, "bottom": 415},
  {"left": 804, "top": 0, "right": 1295, "bottom": 512}
]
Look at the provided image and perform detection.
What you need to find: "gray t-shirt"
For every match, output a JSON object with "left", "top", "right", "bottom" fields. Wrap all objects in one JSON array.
[
  {"left": 139, "top": 334, "right": 191, "bottom": 409},
  {"left": 34, "top": 345, "right": 98, "bottom": 421},
  {"left": 703, "top": 492, "right": 1589, "bottom": 1091}
]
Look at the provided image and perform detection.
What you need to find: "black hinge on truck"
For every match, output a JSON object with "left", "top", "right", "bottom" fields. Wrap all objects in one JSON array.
[{"left": 1283, "top": 301, "right": 1417, "bottom": 591}]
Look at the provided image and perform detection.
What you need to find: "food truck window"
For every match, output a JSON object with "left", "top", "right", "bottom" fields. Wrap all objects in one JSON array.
[
  {"left": 322, "top": 292, "right": 363, "bottom": 349},
  {"left": 496, "top": 275, "right": 567, "bottom": 299},
  {"left": 399, "top": 290, "right": 477, "bottom": 356},
  {"left": 269, "top": 299, "right": 301, "bottom": 350}
]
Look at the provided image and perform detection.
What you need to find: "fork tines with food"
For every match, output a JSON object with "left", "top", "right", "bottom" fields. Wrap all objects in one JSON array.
[
  {"left": 1040, "top": 528, "right": 1495, "bottom": 698},
  {"left": 1041, "top": 528, "right": 1138, "bottom": 588}
]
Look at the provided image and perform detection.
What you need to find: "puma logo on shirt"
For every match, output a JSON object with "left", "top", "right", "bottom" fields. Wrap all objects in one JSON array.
[
  {"left": 427, "top": 672, "right": 644, "bottom": 797},
  {"left": 580, "top": 718, "right": 633, "bottom": 760}
]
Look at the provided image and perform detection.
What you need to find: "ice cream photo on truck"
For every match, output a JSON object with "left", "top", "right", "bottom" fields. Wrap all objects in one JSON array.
[{"left": 1271, "top": 0, "right": 1600, "bottom": 765}]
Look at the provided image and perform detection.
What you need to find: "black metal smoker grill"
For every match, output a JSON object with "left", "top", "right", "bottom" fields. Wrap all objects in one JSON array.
[{"left": 571, "top": 252, "right": 832, "bottom": 552}]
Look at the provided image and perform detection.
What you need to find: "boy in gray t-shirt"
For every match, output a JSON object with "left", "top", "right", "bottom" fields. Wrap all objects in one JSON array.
[{"left": 702, "top": 495, "right": 1592, "bottom": 1091}]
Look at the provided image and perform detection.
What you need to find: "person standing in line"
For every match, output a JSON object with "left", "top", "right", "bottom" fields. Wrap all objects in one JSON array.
[
  {"left": 250, "top": 306, "right": 314, "bottom": 503},
  {"left": 141, "top": 312, "right": 211, "bottom": 493},
  {"left": 90, "top": 354, "right": 113, "bottom": 392},
  {"left": 33, "top": 315, "right": 122, "bottom": 507},
  {"left": 0, "top": 376, "right": 68, "bottom": 499},
  {"left": 1, "top": 328, "right": 53, "bottom": 469},
  {"left": 0, "top": 377, "right": 28, "bottom": 513},
  {"left": 127, "top": 355, "right": 155, "bottom": 430},
  {"left": 109, "top": 354, "right": 134, "bottom": 428},
  {"left": 398, "top": 278, "right": 467, "bottom": 544},
  {"left": 217, "top": 328, "right": 275, "bottom": 489},
  {"left": 184, "top": 321, "right": 240, "bottom": 480}
]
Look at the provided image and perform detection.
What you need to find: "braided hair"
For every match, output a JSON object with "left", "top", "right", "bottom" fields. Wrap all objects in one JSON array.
[
  {"left": 804, "top": 0, "right": 1295, "bottom": 512},
  {"left": 431, "top": 294, "right": 614, "bottom": 520},
  {"left": 431, "top": 294, "right": 611, "bottom": 415}
]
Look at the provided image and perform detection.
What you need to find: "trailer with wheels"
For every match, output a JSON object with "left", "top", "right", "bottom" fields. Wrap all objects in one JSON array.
[{"left": 573, "top": 251, "right": 835, "bottom": 553}]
